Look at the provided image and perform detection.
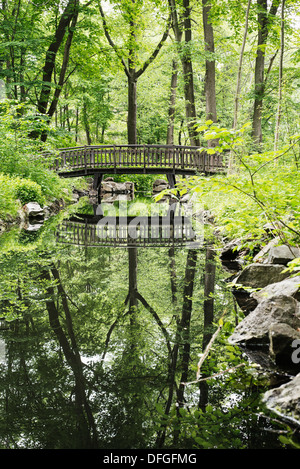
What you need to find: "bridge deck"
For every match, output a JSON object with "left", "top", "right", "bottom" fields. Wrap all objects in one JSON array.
[{"left": 46, "top": 144, "right": 225, "bottom": 177}]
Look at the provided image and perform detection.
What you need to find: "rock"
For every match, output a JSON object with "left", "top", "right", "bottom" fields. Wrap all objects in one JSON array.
[
  {"left": 251, "top": 276, "right": 300, "bottom": 304},
  {"left": 262, "top": 373, "right": 300, "bottom": 427},
  {"left": 153, "top": 184, "right": 168, "bottom": 193},
  {"left": 221, "top": 239, "right": 241, "bottom": 261},
  {"left": 267, "top": 245, "right": 300, "bottom": 265},
  {"left": 231, "top": 263, "right": 291, "bottom": 313},
  {"left": 229, "top": 295, "right": 300, "bottom": 369},
  {"left": 268, "top": 323, "right": 300, "bottom": 369},
  {"left": 252, "top": 237, "right": 280, "bottom": 263},
  {"left": 153, "top": 179, "right": 168, "bottom": 186},
  {"left": 23, "top": 202, "right": 44, "bottom": 219},
  {"left": 229, "top": 295, "right": 300, "bottom": 345},
  {"left": 101, "top": 181, "right": 129, "bottom": 193},
  {"left": 232, "top": 263, "right": 290, "bottom": 290},
  {"left": 125, "top": 181, "right": 134, "bottom": 192}
]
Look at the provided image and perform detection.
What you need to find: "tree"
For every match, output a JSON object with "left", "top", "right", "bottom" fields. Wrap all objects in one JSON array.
[
  {"left": 252, "top": 0, "right": 280, "bottom": 146},
  {"left": 98, "top": 0, "right": 171, "bottom": 144},
  {"left": 36, "top": 0, "right": 79, "bottom": 140},
  {"left": 202, "top": 0, "right": 217, "bottom": 126},
  {"left": 168, "top": 0, "right": 200, "bottom": 146}
]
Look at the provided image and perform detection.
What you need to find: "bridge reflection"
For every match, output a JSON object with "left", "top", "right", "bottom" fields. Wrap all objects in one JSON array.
[{"left": 56, "top": 204, "right": 200, "bottom": 248}]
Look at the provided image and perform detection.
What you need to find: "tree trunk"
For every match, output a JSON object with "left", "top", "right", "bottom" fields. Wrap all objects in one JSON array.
[
  {"left": 252, "top": 0, "right": 280, "bottom": 147},
  {"left": 274, "top": 0, "right": 285, "bottom": 152},
  {"left": 181, "top": 0, "right": 200, "bottom": 146},
  {"left": 202, "top": 247, "right": 216, "bottom": 350},
  {"left": 128, "top": 74, "right": 137, "bottom": 144},
  {"left": 233, "top": 0, "right": 252, "bottom": 130},
  {"left": 38, "top": 0, "right": 78, "bottom": 116},
  {"left": 83, "top": 99, "right": 92, "bottom": 145},
  {"left": 166, "top": 59, "right": 178, "bottom": 145},
  {"left": 202, "top": 0, "right": 217, "bottom": 126},
  {"left": 128, "top": 247, "right": 138, "bottom": 315}
]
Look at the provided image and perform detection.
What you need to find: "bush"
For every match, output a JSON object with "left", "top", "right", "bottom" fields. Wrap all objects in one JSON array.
[
  {"left": 0, "top": 173, "right": 19, "bottom": 218},
  {"left": 14, "top": 178, "right": 45, "bottom": 206}
]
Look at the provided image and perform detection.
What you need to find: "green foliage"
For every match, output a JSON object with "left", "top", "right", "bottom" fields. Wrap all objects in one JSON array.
[
  {"left": 0, "top": 101, "right": 72, "bottom": 220},
  {"left": 14, "top": 178, "right": 45, "bottom": 206}
]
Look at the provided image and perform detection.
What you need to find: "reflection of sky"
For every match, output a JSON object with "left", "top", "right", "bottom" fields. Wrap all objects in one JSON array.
[
  {"left": 0, "top": 80, "right": 6, "bottom": 101},
  {"left": 0, "top": 339, "right": 5, "bottom": 364}
]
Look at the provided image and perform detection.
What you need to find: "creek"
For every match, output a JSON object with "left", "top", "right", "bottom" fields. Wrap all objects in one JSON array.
[{"left": 0, "top": 193, "right": 296, "bottom": 450}]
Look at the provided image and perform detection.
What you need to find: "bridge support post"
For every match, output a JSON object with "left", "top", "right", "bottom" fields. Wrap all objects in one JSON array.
[
  {"left": 93, "top": 173, "right": 103, "bottom": 191},
  {"left": 93, "top": 173, "right": 103, "bottom": 204},
  {"left": 166, "top": 173, "right": 176, "bottom": 188}
]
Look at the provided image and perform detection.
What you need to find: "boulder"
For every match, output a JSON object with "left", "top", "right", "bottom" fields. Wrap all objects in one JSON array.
[
  {"left": 268, "top": 323, "right": 300, "bottom": 369},
  {"left": 229, "top": 294, "right": 300, "bottom": 370},
  {"left": 262, "top": 373, "right": 300, "bottom": 427},
  {"left": 153, "top": 179, "right": 168, "bottom": 186},
  {"left": 251, "top": 276, "right": 300, "bottom": 304},
  {"left": 267, "top": 245, "right": 300, "bottom": 265},
  {"left": 153, "top": 184, "right": 168, "bottom": 193},
  {"left": 231, "top": 263, "right": 291, "bottom": 313},
  {"left": 101, "top": 181, "right": 129, "bottom": 193},
  {"left": 229, "top": 295, "right": 300, "bottom": 346},
  {"left": 23, "top": 202, "right": 44, "bottom": 219},
  {"left": 232, "top": 263, "right": 290, "bottom": 290}
]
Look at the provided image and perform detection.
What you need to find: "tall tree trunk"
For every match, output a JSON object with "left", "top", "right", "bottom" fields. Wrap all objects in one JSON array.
[
  {"left": 166, "top": 59, "right": 178, "bottom": 145},
  {"left": 233, "top": 0, "right": 252, "bottom": 130},
  {"left": 128, "top": 247, "right": 138, "bottom": 315},
  {"left": 168, "top": 0, "right": 199, "bottom": 146},
  {"left": 274, "top": 0, "right": 285, "bottom": 152},
  {"left": 252, "top": 0, "right": 280, "bottom": 147},
  {"left": 173, "top": 249, "right": 198, "bottom": 445},
  {"left": 202, "top": 0, "right": 217, "bottom": 127},
  {"left": 202, "top": 247, "right": 216, "bottom": 350},
  {"left": 181, "top": 0, "right": 200, "bottom": 146},
  {"left": 199, "top": 246, "right": 216, "bottom": 411},
  {"left": 83, "top": 98, "right": 92, "bottom": 145}
]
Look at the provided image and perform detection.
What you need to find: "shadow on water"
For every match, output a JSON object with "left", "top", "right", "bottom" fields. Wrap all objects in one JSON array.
[{"left": 0, "top": 195, "right": 296, "bottom": 450}]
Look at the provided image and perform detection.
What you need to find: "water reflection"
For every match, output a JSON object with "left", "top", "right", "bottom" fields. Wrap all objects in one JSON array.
[{"left": 0, "top": 198, "right": 288, "bottom": 449}]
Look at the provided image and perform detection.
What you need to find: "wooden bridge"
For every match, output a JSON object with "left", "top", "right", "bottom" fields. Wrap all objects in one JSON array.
[
  {"left": 56, "top": 213, "right": 198, "bottom": 248},
  {"left": 47, "top": 144, "right": 225, "bottom": 188}
]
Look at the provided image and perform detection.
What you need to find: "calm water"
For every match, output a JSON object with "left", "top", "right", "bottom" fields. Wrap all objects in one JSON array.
[{"left": 0, "top": 196, "right": 293, "bottom": 450}]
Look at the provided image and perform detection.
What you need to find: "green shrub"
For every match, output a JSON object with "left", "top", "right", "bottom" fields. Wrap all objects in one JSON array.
[
  {"left": 14, "top": 178, "right": 45, "bottom": 206},
  {"left": 0, "top": 173, "right": 19, "bottom": 218}
]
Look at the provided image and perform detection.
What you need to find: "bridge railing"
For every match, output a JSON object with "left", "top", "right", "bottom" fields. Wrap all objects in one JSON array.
[
  {"left": 56, "top": 216, "right": 198, "bottom": 248},
  {"left": 44, "top": 144, "right": 224, "bottom": 174}
]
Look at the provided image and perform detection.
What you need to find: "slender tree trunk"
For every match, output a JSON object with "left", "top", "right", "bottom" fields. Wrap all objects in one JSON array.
[
  {"left": 181, "top": 0, "right": 200, "bottom": 146},
  {"left": 233, "top": 0, "right": 252, "bottom": 130},
  {"left": 128, "top": 247, "right": 138, "bottom": 315},
  {"left": 202, "top": 247, "right": 216, "bottom": 350},
  {"left": 198, "top": 246, "right": 216, "bottom": 411},
  {"left": 83, "top": 99, "right": 92, "bottom": 145},
  {"left": 274, "top": 0, "right": 285, "bottom": 152},
  {"left": 252, "top": 0, "right": 280, "bottom": 147},
  {"left": 166, "top": 59, "right": 178, "bottom": 145},
  {"left": 202, "top": 0, "right": 217, "bottom": 127},
  {"left": 38, "top": 0, "right": 78, "bottom": 116},
  {"left": 128, "top": 75, "right": 137, "bottom": 144}
]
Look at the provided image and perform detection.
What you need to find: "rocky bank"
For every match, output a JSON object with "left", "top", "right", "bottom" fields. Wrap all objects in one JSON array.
[{"left": 222, "top": 238, "right": 300, "bottom": 429}]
